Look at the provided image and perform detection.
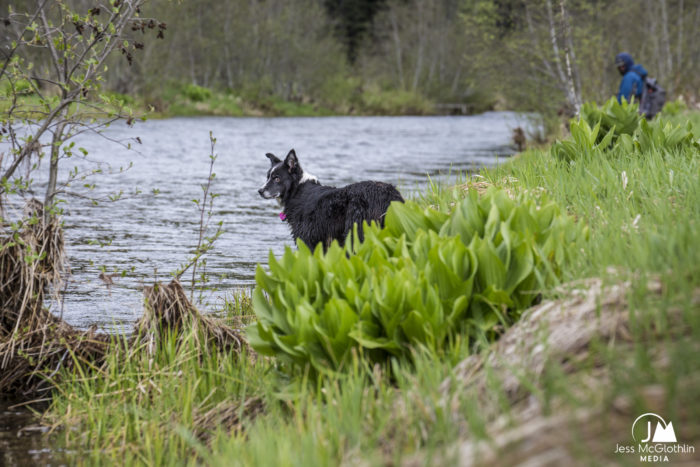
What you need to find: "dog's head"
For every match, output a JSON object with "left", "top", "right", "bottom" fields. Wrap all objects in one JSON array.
[{"left": 258, "top": 149, "right": 315, "bottom": 202}]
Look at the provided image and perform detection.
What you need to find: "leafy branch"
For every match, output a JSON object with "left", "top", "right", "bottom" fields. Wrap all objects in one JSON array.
[
  {"left": 174, "top": 131, "right": 224, "bottom": 304},
  {"left": 0, "top": 0, "right": 164, "bottom": 216}
]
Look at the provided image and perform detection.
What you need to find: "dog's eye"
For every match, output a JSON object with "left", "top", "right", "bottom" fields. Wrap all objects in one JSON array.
[{"left": 273, "top": 176, "right": 280, "bottom": 183}]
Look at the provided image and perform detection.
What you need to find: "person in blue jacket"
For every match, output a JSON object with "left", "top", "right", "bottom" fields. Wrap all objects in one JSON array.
[
  {"left": 631, "top": 63, "right": 647, "bottom": 81},
  {"left": 615, "top": 52, "right": 643, "bottom": 104}
]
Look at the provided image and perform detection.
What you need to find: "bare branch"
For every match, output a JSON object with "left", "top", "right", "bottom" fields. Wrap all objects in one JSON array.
[
  {"left": 0, "top": 0, "right": 51, "bottom": 81},
  {"left": 38, "top": 1, "right": 64, "bottom": 85},
  {"left": 0, "top": 98, "right": 74, "bottom": 192}
]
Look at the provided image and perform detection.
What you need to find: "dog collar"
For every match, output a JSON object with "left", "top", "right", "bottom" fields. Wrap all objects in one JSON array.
[{"left": 279, "top": 212, "right": 287, "bottom": 221}]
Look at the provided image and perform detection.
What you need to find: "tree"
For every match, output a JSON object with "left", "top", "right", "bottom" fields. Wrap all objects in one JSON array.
[
  {"left": 323, "top": 0, "right": 387, "bottom": 63},
  {"left": 118, "top": 0, "right": 345, "bottom": 106},
  {"left": 356, "top": 0, "right": 469, "bottom": 104},
  {"left": 0, "top": 0, "right": 161, "bottom": 221},
  {"left": 460, "top": 0, "right": 700, "bottom": 120}
]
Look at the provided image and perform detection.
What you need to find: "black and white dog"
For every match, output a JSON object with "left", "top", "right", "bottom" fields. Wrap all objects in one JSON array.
[{"left": 258, "top": 149, "right": 404, "bottom": 250}]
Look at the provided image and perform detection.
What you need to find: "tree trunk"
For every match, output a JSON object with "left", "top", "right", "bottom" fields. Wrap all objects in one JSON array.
[
  {"left": 659, "top": 0, "right": 673, "bottom": 93},
  {"left": 450, "top": 64, "right": 462, "bottom": 97},
  {"left": 389, "top": 9, "right": 405, "bottom": 90},
  {"left": 559, "top": 0, "right": 581, "bottom": 114},
  {"left": 645, "top": 0, "right": 661, "bottom": 84},
  {"left": 44, "top": 117, "right": 66, "bottom": 223},
  {"left": 525, "top": 4, "right": 556, "bottom": 80},
  {"left": 546, "top": 0, "right": 578, "bottom": 114},
  {"left": 411, "top": 3, "right": 426, "bottom": 92},
  {"left": 676, "top": 0, "right": 684, "bottom": 90}
]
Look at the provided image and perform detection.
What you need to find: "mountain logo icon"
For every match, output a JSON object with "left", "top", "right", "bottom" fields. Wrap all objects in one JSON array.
[{"left": 632, "top": 413, "right": 678, "bottom": 443}]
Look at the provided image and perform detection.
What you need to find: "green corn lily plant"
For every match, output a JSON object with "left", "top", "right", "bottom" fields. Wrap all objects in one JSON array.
[{"left": 248, "top": 188, "right": 587, "bottom": 377}]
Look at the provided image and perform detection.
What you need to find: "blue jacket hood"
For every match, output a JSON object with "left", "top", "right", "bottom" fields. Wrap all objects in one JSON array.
[
  {"left": 615, "top": 52, "right": 634, "bottom": 71},
  {"left": 631, "top": 64, "right": 647, "bottom": 79}
]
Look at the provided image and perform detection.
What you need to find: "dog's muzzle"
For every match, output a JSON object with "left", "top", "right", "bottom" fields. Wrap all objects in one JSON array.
[{"left": 258, "top": 188, "right": 278, "bottom": 199}]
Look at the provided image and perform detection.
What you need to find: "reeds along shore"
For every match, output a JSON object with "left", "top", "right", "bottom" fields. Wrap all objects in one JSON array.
[{"left": 0, "top": 199, "right": 244, "bottom": 398}]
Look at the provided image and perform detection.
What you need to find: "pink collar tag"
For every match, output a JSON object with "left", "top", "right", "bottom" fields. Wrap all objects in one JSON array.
[{"left": 279, "top": 212, "right": 287, "bottom": 221}]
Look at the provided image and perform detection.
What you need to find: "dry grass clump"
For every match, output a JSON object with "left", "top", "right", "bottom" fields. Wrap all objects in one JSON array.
[
  {"left": 0, "top": 200, "right": 111, "bottom": 397},
  {"left": 1, "top": 200, "right": 245, "bottom": 398},
  {"left": 0, "top": 199, "right": 65, "bottom": 334},
  {"left": 135, "top": 280, "right": 246, "bottom": 354},
  {"left": 192, "top": 396, "right": 265, "bottom": 444}
]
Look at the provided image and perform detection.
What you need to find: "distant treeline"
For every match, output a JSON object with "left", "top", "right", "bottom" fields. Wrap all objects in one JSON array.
[{"left": 6, "top": 0, "right": 700, "bottom": 116}]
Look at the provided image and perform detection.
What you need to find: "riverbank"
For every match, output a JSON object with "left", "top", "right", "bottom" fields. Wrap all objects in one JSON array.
[
  {"left": 0, "top": 82, "right": 444, "bottom": 120},
  {"left": 145, "top": 83, "right": 439, "bottom": 117},
  {"left": 6, "top": 104, "right": 700, "bottom": 464}
]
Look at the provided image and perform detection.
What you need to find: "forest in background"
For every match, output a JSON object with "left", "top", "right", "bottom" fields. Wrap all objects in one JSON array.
[{"left": 2, "top": 0, "right": 700, "bottom": 118}]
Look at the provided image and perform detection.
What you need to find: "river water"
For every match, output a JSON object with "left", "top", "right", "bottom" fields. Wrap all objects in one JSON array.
[
  {"left": 0, "top": 399, "right": 64, "bottom": 466},
  {"left": 6, "top": 113, "right": 527, "bottom": 333}
]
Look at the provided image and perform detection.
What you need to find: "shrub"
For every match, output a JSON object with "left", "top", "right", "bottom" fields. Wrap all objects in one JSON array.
[
  {"left": 660, "top": 98, "right": 687, "bottom": 117},
  {"left": 551, "top": 118, "right": 615, "bottom": 162},
  {"left": 247, "top": 188, "right": 586, "bottom": 376},
  {"left": 182, "top": 83, "right": 212, "bottom": 102},
  {"left": 105, "top": 92, "right": 134, "bottom": 105},
  {"left": 1, "top": 78, "right": 34, "bottom": 96},
  {"left": 554, "top": 101, "right": 699, "bottom": 161},
  {"left": 580, "top": 97, "right": 642, "bottom": 144},
  {"left": 359, "top": 84, "right": 433, "bottom": 115},
  {"left": 620, "top": 118, "right": 700, "bottom": 154}
]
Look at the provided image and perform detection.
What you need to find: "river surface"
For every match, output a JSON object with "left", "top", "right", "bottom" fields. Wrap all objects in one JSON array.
[
  {"left": 0, "top": 399, "right": 64, "bottom": 466},
  {"left": 6, "top": 113, "right": 528, "bottom": 333}
]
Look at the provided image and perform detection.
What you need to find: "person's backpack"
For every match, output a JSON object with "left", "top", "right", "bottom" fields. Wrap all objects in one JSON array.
[{"left": 639, "top": 77, "right": 666, "bottom": 120}]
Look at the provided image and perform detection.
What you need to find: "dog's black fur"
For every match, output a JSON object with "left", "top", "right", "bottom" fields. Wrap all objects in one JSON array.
[{"left": 258, "top": 149, "right": 404, "bottom": 250}]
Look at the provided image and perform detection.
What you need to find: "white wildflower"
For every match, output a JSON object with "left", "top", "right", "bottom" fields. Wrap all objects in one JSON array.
[{"left": 632, "top": 214, "right": 641, "bottom": 230}]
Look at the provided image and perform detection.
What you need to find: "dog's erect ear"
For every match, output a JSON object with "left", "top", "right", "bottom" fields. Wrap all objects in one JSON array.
[
  {"left": 265, "top": 153, "right": 281, "bottom": 166},
  {"left": 284, "top": 149, "right": 299, "bottom": 173}
]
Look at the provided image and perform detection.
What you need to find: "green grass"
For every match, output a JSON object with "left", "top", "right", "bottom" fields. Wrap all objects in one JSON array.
[
  {"left": 356, "top": 84, "right": 434, "bottom": 116},
  {"left": 46, "top": 327, "right": 275, "bottom": 465},
  {"left": 147, "top": 82, "right": 434, "bottom": 118},
  {"left": 43, "top": 110, "right": 700, "bottom": 465},
  {"left": 21, "top": 78, "right": 420, "bottom": 119},
  {"left": 484, "top": 135, "right": 699, "bottom": 283}
]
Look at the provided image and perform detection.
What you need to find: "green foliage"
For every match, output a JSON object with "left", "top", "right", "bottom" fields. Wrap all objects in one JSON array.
[
  {"left": 47, "top": 321, "right": 271, "bottom": 465},
  {"left": 323, "top": 0, "right": 387, "bottom": 62},
  {"left": 580, "top": 97, "right": 642, "bottom": 144},
  {"left": 1, "top": 78, "right": 34, "bottom": 96},
  {"left": 552, "top": 118, "right": 615, "bottom": 161},
  {"left": 660, "top": 98, "right": 687, "bottom": 117},
  {"left": 182, "top": 83, "right": 213, "bottom": 102},
  {"left": 359, "top": 85, "right": 433, "bottom": 115},
  {"left": 103, "top": 91, "right": 134, "bottom": 106},
  {"left": 625, "top": 118, "right": 700, "bottom": 154},
  {"left": 248, "top": 188, "right": 586, "bottom": 376},
  {"left": 554, "top": 100, "right": 700, "bottom": 161}
]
